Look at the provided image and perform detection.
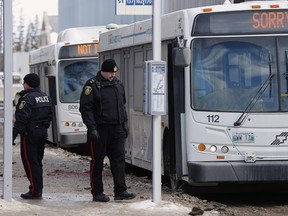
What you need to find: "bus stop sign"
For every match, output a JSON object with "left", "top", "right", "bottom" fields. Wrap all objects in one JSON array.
[{"left": 144, "top": 60, "right": 167, "bottom": 115}]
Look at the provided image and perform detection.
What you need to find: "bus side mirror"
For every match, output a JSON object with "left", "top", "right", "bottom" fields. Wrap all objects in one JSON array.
[
  {"left": 45, "top": 66, "right": 55, "bottom": 77},
  {"left": 172, "top": 47, "right": 191, "bottom": 67}
]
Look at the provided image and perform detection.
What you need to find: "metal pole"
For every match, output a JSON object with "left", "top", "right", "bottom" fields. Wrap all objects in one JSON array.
[
  {"left": 152, "top": 0, "right": 161, "bottom": 204},
  {"left": 3, "top": 0, "right": 13, "bottom": 201}
]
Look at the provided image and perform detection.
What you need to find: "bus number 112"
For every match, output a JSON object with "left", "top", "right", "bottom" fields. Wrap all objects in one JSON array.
[{"left": 207, "top": 115, "right": 220, "bottom": 123}]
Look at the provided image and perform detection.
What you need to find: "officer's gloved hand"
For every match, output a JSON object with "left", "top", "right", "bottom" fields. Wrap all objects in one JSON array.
[
  {"left": 88, "top": 128, "right": 100, "bottom": 143},
  {"left": 122, "top": 122, "right": 129, "bottom": 138}
]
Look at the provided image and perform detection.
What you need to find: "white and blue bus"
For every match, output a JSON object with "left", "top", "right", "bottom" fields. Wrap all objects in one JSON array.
[
  {"left": 29, "top": 25, "right": 119, "bottom": 147},
  {"left": 99, "top": 1, "right": 288, "bottom": 186}
]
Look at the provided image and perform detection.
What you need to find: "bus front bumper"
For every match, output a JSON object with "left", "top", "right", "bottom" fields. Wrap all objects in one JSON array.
[
  {"left": 188, "top": 161, "right": 288, "bottom": 183},
  {"left": 60, "top": 132, "right": 86, "bottom": 147}
]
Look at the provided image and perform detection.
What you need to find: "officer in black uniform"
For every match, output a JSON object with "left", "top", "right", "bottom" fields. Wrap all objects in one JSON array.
[
  {"left": 13, "top": 73, "right": 53, "bottom": 199},
  {"left": 80, "top": 59, "right": 136, "bottom": 202}
]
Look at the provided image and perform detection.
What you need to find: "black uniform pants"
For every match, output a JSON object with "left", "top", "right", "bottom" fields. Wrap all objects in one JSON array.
[
  {"left": 89, "top": 124, "right": 127, "bottom": 196},
  {"left": 20, "top": 127, "right": 47, "bottom": 195}
]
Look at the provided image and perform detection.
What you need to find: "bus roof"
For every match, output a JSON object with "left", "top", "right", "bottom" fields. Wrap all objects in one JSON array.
[
  {"left": 30, "top": 24, "right": 125, "bottom": 65},
  {"left": 99, "top": 0, "right": 288, "bottom": 52},
  {"left": 57, "top": 24, "right": 121, "bottom": 43}
]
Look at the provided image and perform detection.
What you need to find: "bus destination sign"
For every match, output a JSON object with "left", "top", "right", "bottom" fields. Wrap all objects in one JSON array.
[
  {"left": 253, "top": 11, "right": 288, "bottom": 29},
  {"left": 193, "top": 10, "right": 288, "bottom": 35},
  {"left": 59, "top": 43, "right": 99, "bottom": 59}
]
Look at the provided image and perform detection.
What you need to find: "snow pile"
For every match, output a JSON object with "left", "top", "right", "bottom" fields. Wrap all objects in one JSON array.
[
  {"left": 0, "top": 199, "right": 43, "bottom": 212},
  {"left": 128, "top": 200, "right": 190, "bottom": 212}
]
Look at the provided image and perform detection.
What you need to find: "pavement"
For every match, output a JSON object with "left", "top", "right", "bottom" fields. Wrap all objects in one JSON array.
[
  {"left": 0, "top": 195, "right": 192, "bottom": 216},
  {"left": 0, "top": 120, "right": 192, "bottom": 216}
]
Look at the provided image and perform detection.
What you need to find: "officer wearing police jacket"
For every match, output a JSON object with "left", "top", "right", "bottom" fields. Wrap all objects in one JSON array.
[
  {"left": 80, "top": 59, "right": 136, "bottom": 202},
  {"left": 13, "top": 73, "right": 53, "bottom": 199}
]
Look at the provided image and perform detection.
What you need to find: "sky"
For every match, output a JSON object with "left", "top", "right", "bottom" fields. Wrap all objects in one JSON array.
[{"left": 13, "top": 0, "right": 58, "bottom": 27}]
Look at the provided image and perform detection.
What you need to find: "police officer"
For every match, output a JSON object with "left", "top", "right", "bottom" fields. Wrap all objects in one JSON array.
[
  {"left": 80, "top": 59, "right": 136, "bottom": 202},
  {"left": 13, "top": 73, "right": 53, "bottom": 199}
]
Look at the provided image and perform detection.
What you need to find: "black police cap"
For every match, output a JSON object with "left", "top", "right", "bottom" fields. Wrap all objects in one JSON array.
[
  {"left": 101, "top": 59, "right": 118, "bottom": 72},
  {"left": 24, "top": 73, "right": 40, "bottom": 88}
]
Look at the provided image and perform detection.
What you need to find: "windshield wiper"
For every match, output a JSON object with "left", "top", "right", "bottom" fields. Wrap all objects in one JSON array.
[
  {"left": 234, "top": 53, "right": 274, "bottom": 127},
  {"left": 285, "top": 51, "right": 288, "bottom": 94}
]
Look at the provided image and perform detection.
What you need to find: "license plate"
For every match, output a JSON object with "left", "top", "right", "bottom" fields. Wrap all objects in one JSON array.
[{"left": 232, "top": 132, "right": 255, "bottom": 143}]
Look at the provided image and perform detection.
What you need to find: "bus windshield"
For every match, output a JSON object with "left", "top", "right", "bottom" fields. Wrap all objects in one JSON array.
[
  {"left": 59, "top": 59, "right": 98, "bottom": 103},
  {"left": 192, "top": 37, "right": 288, "bottom": 112}
]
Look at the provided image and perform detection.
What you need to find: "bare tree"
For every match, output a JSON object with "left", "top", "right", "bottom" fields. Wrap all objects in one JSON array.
[
  {"left": 13, "top": 9, "right": 25, "bottom": 52},
  {"left": 24, "top": 15, "right": 40, "bottom": 51}
]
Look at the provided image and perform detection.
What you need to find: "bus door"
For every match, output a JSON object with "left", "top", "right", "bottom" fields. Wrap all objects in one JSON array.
[
  {"left": 47, "top": 75, "right": 58, "bottom": 145},
  {"left": 37, "top": 63, "right": 58, "bottom": 145},
  {"left": 165, "top": 42, "right": 185, "bottom": 179}
]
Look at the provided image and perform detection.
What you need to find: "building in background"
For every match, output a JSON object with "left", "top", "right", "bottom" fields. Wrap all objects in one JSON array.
[
  {"left": 58, "top": 0, "right": 245, "bottom": 32},
  {"left": 39, "top": 12, "right": 58, "bottom": 46},
  {"left": 58, "top": 0, "right": 151, "bottom": 32}
]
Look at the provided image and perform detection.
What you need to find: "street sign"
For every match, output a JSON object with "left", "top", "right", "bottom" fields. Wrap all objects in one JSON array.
[{"left": 116, "top": 0, "right": 152, "bottom": 15}]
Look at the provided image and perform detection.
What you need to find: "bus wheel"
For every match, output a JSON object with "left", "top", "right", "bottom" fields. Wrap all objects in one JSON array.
[{"left": 163, "top": 127, "right": 178, "bottom": 190}]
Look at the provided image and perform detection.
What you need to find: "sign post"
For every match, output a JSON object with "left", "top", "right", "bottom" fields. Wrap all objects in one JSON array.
[{"left": 151, "top": 0, "right": 162, "bottom": 204}]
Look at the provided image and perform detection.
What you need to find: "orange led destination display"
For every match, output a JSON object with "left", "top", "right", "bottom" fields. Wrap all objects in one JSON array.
[
  {"left": 59, "top": 43, "right": 99, "bottom": 59},
  {"left": 252, "top": 11, "right": 288, "bottom": 29},
  {"left": 193, "top": 10, "right": 288, "bottom": 35}
]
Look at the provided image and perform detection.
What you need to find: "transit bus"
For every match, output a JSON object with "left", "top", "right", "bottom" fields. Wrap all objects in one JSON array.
[
  {"left": 98, "top": 0, "right": 288, "bottom": 187},
  {"left": 29, "top": 25, "right": 119, "bottom": 147}
]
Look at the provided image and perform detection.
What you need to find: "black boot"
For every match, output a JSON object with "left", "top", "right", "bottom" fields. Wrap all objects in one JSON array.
[
  {"left": 93, "top": 193, "right": 110, "bottom": 202},
  {"left": 20, "top": 191, "right": 42, "bottom": 199},
  {"left": 114, "top": 191, "right": 136, "bottom": 200}
]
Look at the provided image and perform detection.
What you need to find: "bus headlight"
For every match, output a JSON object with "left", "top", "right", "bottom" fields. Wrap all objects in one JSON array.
[
  {"left": 210, "top": 145, "right": 217, "bottom": 152},
  {"left": 221, "top": 146, "right": 229, "bottom": 153},
  {"left": 64, "top": 122, "right": 84, "bottom": 128}
]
